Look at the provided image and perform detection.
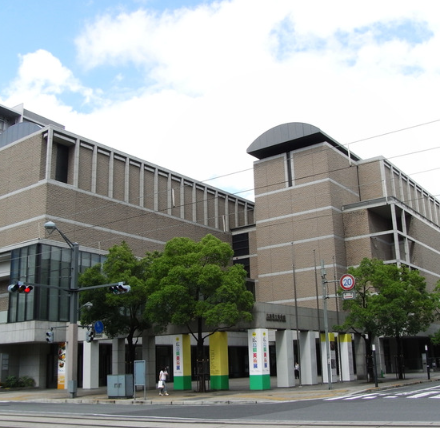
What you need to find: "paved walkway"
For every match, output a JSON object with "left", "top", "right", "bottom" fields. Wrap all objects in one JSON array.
[{"left": 1, "top": 372, "right": 439, "bottom": 405}]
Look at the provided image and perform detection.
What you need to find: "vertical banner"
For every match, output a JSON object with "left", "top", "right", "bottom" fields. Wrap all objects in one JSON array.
[
  {"left": 248, "top": 329, "right": 270, "bottom": 390},
  {"left": 57, "top": 342, "right": 66, "bottom": 389},
  {"left": 173, "top": 334, "right": 192, "bottom": 390},
  {"left": 210, "top": 332, "right": 229, "bottom": 390}
]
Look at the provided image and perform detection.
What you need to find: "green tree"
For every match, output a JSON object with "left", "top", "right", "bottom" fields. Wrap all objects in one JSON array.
[
  {"left": 145, "top": 234, "right": 254, "bottom": 389},
  {"left": 335, "top": 258, "right": 439, "bottom": 380},
  {"left": 78, "top": 242, "right": 157, "bottom": 373}
]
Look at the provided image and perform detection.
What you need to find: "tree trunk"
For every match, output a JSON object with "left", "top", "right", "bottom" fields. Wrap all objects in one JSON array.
[
  {"left": 396, "top": 334, "right": 404, "bottom": 380},
  {"left": 126, "top": 331, "right": 136, "bottom": 375},
  {"left": 196, "top": 317, "right": 207, "bottom": 392},
  {"left": 364, "top": 334, "right": 374, "bottom": 382}
]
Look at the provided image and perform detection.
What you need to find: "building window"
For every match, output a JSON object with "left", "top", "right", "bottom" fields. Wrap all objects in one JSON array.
[
  {"left": 8, "top": 244, "right": 106, "bottom": 323},
  {"left": 232, "top": 233, "right": 249, "bottom": 257},
  {"left": 286, "top": 151, "right": 293, "bottom": 187},
  {"left": 55, "top": 144, "right": 69, "bottom": 183}
]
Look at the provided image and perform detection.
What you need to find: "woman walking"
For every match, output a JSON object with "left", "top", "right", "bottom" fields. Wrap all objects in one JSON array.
[{"left": 158, "top": 366, "right": 169, "bottom": 396}]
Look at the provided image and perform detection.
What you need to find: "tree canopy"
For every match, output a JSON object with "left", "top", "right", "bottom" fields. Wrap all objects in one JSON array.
[
  {"left": 144, "top": 234, "right": 254, "bottom": 362},
  {"left": 335, "top": 258, "right": 440, "bottom": 379},
  {"left": 78, "top": 242, "right": 158, "bottom": 372},
  {"left": 78, "top": 235, "right": 254, "bottom": 383}
]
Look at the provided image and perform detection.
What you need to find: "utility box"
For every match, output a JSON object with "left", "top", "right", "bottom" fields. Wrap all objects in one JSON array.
[
  {"left": 0, "top": 353, "right": 9, "bottom": 384},
  {"left": 107, "top": 374, "right": 134, "bottom": 398}
]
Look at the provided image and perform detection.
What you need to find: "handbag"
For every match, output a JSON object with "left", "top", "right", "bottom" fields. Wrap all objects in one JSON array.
[{"left": 157, "top": 380, "right": 164, "bottom": 388}]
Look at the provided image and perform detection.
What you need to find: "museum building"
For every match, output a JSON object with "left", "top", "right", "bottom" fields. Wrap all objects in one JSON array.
[{"left": 1, "top": 103, "right": 439, "bottom": 391}]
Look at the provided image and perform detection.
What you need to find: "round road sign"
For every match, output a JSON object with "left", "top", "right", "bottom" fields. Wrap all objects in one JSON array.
[
  {"left": 340, "top": 274, "right": 355, "bottom": 291},
  {"left": 94, "top": 320, "right": 104, "bottom": 334}
]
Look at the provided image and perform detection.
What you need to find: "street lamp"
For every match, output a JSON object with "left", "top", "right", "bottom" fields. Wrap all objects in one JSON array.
[
  {"left": 372, "top": 344, "right": 378, "bottom": 387},
  {"left": 425, "top": 345, "right": 430, "bottom": 380},
  {"left": 320, "top": 261, "right": 332, "bottom": 390},
  {"left": 44, "top": 221, "right": 79, "bottom": 398}
]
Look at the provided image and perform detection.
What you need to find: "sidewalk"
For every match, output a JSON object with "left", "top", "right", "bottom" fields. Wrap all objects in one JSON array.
[{"left": 1, "top": 373, "right": 439, "bottom": 405}]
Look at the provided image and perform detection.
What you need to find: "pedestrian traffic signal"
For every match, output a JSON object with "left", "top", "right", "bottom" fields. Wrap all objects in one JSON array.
[
  {"left": 85, "top": 329, "right": 95, "bottom": 343},
  {"left": 8, "top": 281, "right": 33, "bottom": 293},
  {"left": 109, "top": 283, "right": 131, "bottom": 294},
  {"left": 46, "top": 329, "right": 54, "bottom": 343}
]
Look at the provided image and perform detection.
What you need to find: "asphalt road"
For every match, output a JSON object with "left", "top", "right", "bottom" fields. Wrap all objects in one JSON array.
[{"left": 1, "top": 382, "right": 440, "bottom": 427}]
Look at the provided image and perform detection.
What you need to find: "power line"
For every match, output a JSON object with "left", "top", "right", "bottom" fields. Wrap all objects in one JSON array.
[
  {"left": 4, "top": 118, "right": 440, "bottom": 255},
  {"left": 345, "top": 118, "right": 440, "bottom": 146}
]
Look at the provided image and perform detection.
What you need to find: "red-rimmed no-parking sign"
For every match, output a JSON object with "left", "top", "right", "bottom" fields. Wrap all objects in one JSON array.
[{"left": 340, "top": 274, "right": 355, "bottom": 291}]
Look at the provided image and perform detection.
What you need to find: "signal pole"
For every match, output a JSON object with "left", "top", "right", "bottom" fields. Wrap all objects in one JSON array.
[{"left": 321, "top": 260, "right": 332, "bottom": 390}]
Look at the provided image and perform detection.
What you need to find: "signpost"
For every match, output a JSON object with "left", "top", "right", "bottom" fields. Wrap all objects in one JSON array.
[
  {"left": 340, "top": 274, "right": 356, "bottom": 300},
  {"left": 94, "top": 320, "right": 104, "bottom": 335}
]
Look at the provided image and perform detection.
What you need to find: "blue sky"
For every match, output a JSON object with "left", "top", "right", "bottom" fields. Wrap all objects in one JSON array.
[{"left": 1, "top": 0, "right": 440, "bottom": 200}]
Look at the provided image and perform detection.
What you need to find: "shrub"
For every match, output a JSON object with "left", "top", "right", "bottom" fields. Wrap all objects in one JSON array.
[
  {"left": 4, "top": 375, "right": 35, "bottom": 388},
  {"left": 4, "top": 375, "right": 19, "bottom": 388},
  {"left": 18, "top": 376, "right": 35, "bottom": 387}
]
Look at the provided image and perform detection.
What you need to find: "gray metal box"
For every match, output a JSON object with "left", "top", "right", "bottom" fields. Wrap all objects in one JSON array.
[{"left": 107, "top": 374, "right": 134, "bottom": 398}]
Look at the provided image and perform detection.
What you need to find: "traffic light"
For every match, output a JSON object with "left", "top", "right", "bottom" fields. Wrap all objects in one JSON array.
[
  {"left": 109, "top": 283, "right": 131, "bottom": 294},
  {"left": 46, "top": 329, "right": 54, "bottom": 343},
  {"left": 85, "top": 328, "right": 95, "bottom": 343},
  {"left": 8, "top": 281, "right": 33, "bottom": 293}
]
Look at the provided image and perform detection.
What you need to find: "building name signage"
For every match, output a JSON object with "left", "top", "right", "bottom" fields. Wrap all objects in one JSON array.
[{"left": 266, "top": 313, "right": 286, "bottom": 322}]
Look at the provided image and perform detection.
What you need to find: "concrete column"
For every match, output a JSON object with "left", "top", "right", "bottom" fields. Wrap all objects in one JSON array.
[
  {"left": 354, "top": 334, "right": 367, "bottom": 380},
  {"left": 180, "top": 178, "right": 185, "bottom": 218},
  {"left": 167, "top": 174, "right": 172, "bottom": 215},
  {"left": 173, "top": 334, "right": 192, "bottom": 390},
  {"left": 142, "top": 333, "right": 156, "bottom": 390},
  {"left": 248, "top": 329, "right": 270, "bottom": 390},
  {"left": 124, "top": 157, "right": 129, "bottom": 203},
  {"left": 192, "top": 183, "right": 197, "bottom": 222},
  {"left": 108, "top": 152, "right": 114, "bottom": 198},
  {"left": 91, "top": 145, "right": 97, "bottom": 193},
  {"left": 224, "top": 195, "right": 229, "bottom": 231},
  {"left": 73, "top": 138, "right": 80, "bottom": 188},
  {"left": 299, "top": 331, "right": 318, "bottom": 385},
  {"left": 339, "top": 334, "right": 356, "bottom": 381},
  {"left": 210, "top": 332, "right": 229, "bottom": 390},
  {"left": 139, "top": 164, "right": 145, "bottom": 207},
  {"left": 112, "top": 338, "right": 125, "bottom": 375},
  {"left": 45, "top": 129, "right": 53, "bottom": 180},
  {"left": 275, "top": 330, "right": 295, "bottom": 387},
  {"left": 83, "top": 340, "right": 99, "bottom": 388},
  {"left": 204, "top": 187, "right": 208, "bottom": 225},
  {"left": 66, "top": 324, "right": 78, "bottom": 392},
  {"left": 154, "top": 169, "right": 159, "bottom": 211},
  {"left": 214, "top": 191, "right": 219, "bottom": 229}
]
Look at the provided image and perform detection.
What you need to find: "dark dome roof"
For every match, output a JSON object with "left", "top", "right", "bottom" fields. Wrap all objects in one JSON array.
[
  {"left": 247, "top": 122, "right": 359, "bottom": 161},
  {"left": 0, "top": 122, "right": 42, "bottom": 148}
]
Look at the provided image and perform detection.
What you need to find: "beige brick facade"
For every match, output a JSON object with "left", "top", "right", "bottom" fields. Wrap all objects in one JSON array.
[
  {"left": 247, "top": 123, "right": 440, "bottom": 312},
  {"left": 0, "top": 128, "right": 254, "bottom": 261}
]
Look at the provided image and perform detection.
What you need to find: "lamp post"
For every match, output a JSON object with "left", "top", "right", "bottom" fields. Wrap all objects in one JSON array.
[
  {"left": 372, "top": 344, "right": 378, "bottom": 387},
  {"left": 321, "top": 261, "right": 332, "bottom": 390},
  {"left": 44, "top": 221, "right": 79, "bottom": 398},
  {"left": 425, "top": 345, "right": 430, "bottom": 380}
]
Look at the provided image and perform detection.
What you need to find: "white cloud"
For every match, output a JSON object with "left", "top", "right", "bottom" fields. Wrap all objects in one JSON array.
[
  {"left": 3, "top": 0, "right": 440, "bottom": 201},
  {"left": 4, "top": 49, "right": 99, "bottom": 115}
]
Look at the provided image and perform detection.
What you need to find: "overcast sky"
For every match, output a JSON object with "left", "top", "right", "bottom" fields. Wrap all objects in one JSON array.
[{"left": 1, "top": 0, "right": 440, "bottom": 201}]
